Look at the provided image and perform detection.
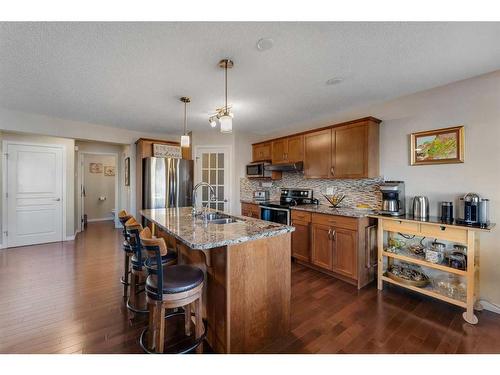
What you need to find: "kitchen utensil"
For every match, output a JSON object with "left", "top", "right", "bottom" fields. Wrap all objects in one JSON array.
[
  {"left": 479, "top": 198, "right": 490, "bottom": 227},
  {"left": 412, "top": 196, "right": 429, "bottom": 219},
  {"left": 386, "top": 264, "right": 430, "bottom": 287}
]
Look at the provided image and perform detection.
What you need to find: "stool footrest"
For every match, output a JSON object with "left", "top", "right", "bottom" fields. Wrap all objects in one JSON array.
[{"left": 139, "top": 316, "right": 207, "bottom": 354}]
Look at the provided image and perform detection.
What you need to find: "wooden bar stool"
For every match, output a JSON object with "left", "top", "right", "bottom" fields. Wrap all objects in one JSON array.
[
  {"left": 139, "top": 228, "right": 205, "bottom": 354},
  {"left": 118, "top": 210, "right": 133, "bottom": 298},
  {"left": 125, "top": 218, "right": 178, "bottom": 316}
]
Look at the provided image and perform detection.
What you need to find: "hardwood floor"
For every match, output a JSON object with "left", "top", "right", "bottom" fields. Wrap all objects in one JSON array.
[{"left": 1, "top": 221, "right": 500, "bottom": 354}]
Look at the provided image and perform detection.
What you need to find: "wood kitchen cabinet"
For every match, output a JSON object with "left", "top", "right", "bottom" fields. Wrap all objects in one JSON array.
[
  {"left": 291, "top": 210, "right": 312, "bottom": 262},
  {"left": 252, "top": 142, "right": 272, "bottom": 161},
  {"left": 241, "top": 202, "right": 260, "bottom": 219},
  {"left": 302, "top": 118, "right": 380, "bottom": 179},
  {"left": 271, "top": 135, "right": 304, "bottom": 164},
  {"left": 292, "top": 210, "right": 377, "bottom": 289}
]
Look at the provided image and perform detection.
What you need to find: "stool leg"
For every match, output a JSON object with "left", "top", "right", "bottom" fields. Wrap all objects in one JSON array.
[
  {"left": 184, "top": 303, "right": 191, "bottom": 336},
  {"left": 155, "top": 305, "right": 166, "bottom": 353},
  {"left": 128, "top": 273, "right": 137, "bottom": 318},
  {"left": 148, "top": 302, "right": 158, "bottom": 351},
  {"left": 194, "top": 295, "right": 203, "bottom": 354},
  {"left": 123, "top": 254, "right": 130, "bottom": 297}
]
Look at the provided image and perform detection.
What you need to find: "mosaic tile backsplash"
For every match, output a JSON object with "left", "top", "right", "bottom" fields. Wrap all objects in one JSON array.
[{"left": 240, "top": 172, "right": 383, "bottom": 209}]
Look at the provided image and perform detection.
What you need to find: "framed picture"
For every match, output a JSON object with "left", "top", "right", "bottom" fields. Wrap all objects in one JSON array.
[
  {"left": 153, "top": 143, "right": 182, "bottom": 158},
  {"left": 410, "top": 126, "right": 464, "bottom": 165},
  {"left": 124, "top": 157, "right": 130, "bottom": 186},
  {"left": 89, "top": 162, "right": 103, "bottom": 173},
  {"left": 104, "top": 166, "right": 116, "bottom": 176}
]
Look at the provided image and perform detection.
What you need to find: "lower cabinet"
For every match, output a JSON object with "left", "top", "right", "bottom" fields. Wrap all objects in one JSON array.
[
  {"left": 291, "top": 219, "right": 311, "bottom": 262},
  {"left": 292, "top": 210, "right": 376, "bottom": 289},
  {"left": 241, "top": 202, "right": 260, "bottom": 219}
]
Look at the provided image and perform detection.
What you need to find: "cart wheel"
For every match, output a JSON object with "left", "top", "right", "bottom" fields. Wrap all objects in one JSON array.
[{"left": 462, "top": 311, "right": 478, "bottom": 325}]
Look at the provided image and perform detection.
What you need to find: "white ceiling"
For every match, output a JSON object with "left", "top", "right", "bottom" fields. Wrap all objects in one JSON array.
[{"left": 1, "top": 22, "right": 500, "bottom": 136}]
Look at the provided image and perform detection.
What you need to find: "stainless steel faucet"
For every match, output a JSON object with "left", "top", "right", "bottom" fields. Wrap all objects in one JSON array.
[{"left": 192, "top": 182, "right": 216, "bottom": 216}]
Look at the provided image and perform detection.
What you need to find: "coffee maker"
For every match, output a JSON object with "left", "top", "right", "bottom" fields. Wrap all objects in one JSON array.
[
  {"left": 379, "top": 181, "right": 405, "bottom": 216},
  {"left": 456, "top": 192, "right": 490, "bottom": 228}
]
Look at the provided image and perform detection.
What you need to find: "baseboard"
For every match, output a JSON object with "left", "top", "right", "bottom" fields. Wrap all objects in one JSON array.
[
  {"left": 87, "top": 217, "right": 113, "bottom": 223},
  {"left": 64, "top": 234, "right": 76, "bottom": 241},
  {"left": 479, "top": 299, "right": 500, "bottom": 314}
]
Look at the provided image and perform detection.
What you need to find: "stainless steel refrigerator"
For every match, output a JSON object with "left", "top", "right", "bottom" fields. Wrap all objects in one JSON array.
[{"left": 143, "top": 157, "right": 194, "bottom": 209}]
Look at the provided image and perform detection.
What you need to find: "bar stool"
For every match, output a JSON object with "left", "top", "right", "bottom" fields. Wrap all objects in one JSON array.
[
  {"left": 125, "top": 218, "right": 178, "bottom": 316},
  {"left": 118, "top": 210, "right": 133, "bottom": 298},
  {"left": 139, "top": 228, "right": 205, "bottom": 354}
]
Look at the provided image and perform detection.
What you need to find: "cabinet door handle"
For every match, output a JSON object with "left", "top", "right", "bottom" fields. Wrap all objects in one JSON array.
[
  {"left": 327, "top": 228, "right": 332, "bottom": 240},
  {"left": 331, "top": 229, "right": 336, "bottom": 241},
  {"left": 330, "top": 166, "right": 335, "bottom": 176}
]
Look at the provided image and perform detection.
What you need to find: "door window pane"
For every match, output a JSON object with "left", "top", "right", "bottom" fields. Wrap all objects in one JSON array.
[
  {"left": 218, "top": 186, "right": 224, "bottom": 200},
  {"left": 202, "top": 170, "right": 208, "bottom": 183},
  {"left": 218, "top": 153, "right": 224, "bottom": 168},
  {"left": 218, "top": 170, "right": 224, "bottom": 185},
  {"left": 210, "top": 153, "right": 216, "bottom": 168},
  {"left": 202, "top": 186, "right": 208, "bottom": 201},
  {"left": 210, "top": 170, "right": 217, "bottom": 185},
  {"left": 217, "top": 203, "right": 224, "bottom": 211},
  {"left": 202, "top": 154, "right": 208, "bottom": 168}
]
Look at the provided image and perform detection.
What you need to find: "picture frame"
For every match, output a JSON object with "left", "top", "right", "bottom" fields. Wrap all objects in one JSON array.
[
  {"left": 89, "top": 162, "right": 103, "bottom": 173},
  {"left": 410, "top": 126, "right": 464, "bottom": 165},
  {"left": 124, "top": 157, "right": 130, "bottom": 186},
  {"left": 104, "top": 165, "right": 115, "bottom": 176}
]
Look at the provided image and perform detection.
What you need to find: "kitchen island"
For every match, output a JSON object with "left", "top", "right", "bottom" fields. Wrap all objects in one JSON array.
[{"left": 141, "top": 207, "right": 294, "bottom": 353}]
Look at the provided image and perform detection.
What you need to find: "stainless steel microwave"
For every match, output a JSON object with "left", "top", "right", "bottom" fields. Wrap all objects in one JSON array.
[{"left": 246, "top": 162, "right": 271, "bottom": 178}]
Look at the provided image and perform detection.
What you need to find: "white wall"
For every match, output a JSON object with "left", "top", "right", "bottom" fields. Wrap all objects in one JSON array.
[{"left": 0, "top": 132, "right": 75, "bottom": 241}]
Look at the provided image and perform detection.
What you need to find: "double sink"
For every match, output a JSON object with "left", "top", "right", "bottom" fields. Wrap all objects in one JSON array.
[{"left": 198, "top": 212, "right": 240, "bottom": 225}]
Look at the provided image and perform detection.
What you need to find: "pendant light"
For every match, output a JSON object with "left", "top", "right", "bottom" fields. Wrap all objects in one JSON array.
[
  {"left": 180, "top": 96, "right": 190, "bottom": 147},
  {"left": 218, "top": 59, "right": 233, "bottom": 134}
]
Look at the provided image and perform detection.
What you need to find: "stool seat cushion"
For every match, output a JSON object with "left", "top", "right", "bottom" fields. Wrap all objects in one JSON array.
[{"left": 146, "top": 265, "right": 204, "bottom": 295}]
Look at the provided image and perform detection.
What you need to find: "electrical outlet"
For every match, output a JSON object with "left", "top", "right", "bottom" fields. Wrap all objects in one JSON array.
[{"left": 326, "top": 187, "right": 334, "bottom": 195}]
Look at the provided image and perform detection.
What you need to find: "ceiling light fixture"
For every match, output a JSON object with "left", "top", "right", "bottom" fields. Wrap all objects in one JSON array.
[
  {"left": 326, "top": 77, "right": 344, "bottom": 85},
  {"left": 208, "top": 59, "right": 235, "bottom": 133},
  {"left": 180, "top": 96, "right": 191, "bottom": 148},
  {"left": 218, "top": 59, "right": 233, "bottom": 134},
  {"left": 256, "top": 37, "right": 274, "bottom": 51}
]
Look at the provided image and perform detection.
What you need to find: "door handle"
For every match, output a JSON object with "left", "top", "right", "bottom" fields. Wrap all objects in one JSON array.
[{"left": 53, "top": 198, "right": 61, "bottom": 201}]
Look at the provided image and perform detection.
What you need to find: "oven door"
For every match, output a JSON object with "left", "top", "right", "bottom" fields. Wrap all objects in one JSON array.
[
  {"left": 246, "top": 163, "right": 263, "bottom": 178},
  {"left": 260, "top": 206, "right": 290, "bottom": 225}
]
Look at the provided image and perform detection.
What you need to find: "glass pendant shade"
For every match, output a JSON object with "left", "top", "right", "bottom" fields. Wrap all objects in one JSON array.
[
  {"left": 219, "top": 114, "right": 232, "bottom": 133},
  {"left": 180, "top": 134, "right": 190, "bottom": 147}
]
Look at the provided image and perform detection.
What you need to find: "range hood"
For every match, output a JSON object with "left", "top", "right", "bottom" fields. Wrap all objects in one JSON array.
[{"left": 264, "top": 161, "right": 303, "bottom": 172}]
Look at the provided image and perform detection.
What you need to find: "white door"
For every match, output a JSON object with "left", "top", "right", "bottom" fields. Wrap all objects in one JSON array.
[
  {"left": 195, "top": 147, "right": 230, "bottom": 212},
  {"left": 6, "top": 144, "right": 64, "bottom": 247}
]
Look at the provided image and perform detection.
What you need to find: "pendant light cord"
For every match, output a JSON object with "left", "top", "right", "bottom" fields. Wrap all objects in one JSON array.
[
  {"left": 224, "top": 60, "right": 228, "bottom": 114},
  {"left": 184, "top": 101, "right": 187, "bottom": 135}
]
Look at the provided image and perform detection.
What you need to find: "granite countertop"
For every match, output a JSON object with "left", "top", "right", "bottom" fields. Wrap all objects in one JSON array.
[
  {"left": 291, "top": 204, "right": 375, "bottom": 218},
  {"left": 141, "top": 207, "right": 294, "bottom": 250},
  {"left": 240, "top": 199, "right": 268, "bottom": 205}
]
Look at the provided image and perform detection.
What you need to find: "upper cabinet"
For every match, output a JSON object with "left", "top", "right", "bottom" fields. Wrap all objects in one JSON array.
[
  {"left": 252, "top": 142, "right": 272, "bottom": 161},
  {"left": 252, "top": 117, "right": 380, "bottom": 179},
  {"left": 271, "top": 135, "right": 304, "bottom": 164},
  {"left": 304, "top": 118, "right": 380, "bottom": 179}
]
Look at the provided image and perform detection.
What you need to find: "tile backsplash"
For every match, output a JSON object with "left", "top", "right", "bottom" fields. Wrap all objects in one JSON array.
[{"left": 240, "top": 172, "right": 383, "bottom": 209}]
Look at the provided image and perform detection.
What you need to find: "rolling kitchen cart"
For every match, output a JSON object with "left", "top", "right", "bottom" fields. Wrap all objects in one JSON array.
[{"left": 371, "top": 214, "right": 494, "bottom": 324}]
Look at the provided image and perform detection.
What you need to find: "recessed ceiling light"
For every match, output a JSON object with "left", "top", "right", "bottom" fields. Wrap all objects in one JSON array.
[
  {"left": 326, "top": 77, "right": 343, "bottom": 86},
  {"left": 256, "top": 38, "right": 274, "bottom": 51}
]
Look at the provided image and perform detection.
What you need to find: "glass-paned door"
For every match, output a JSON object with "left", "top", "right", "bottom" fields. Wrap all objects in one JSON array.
[{"left": 196, "top": 147, "right": 230, "bottom": 212}]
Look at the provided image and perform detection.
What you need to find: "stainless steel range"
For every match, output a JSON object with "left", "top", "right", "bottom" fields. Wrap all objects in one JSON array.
[{"left": 259, "top": 188, "right": 317, "bottom": 225}]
